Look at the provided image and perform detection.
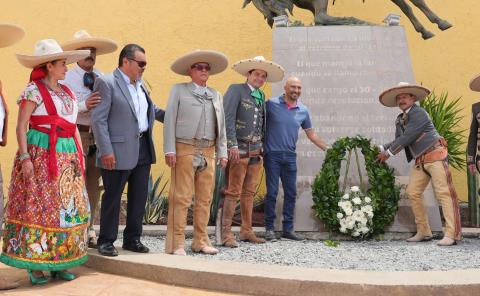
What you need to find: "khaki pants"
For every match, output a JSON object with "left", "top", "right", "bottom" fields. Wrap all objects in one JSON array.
[
  {"left": 165, "top": 143, "right": 216, "bottom": 253},
  {"left": 223, "top": 157, "right": 262, "bottom": 236},
  {"left": 80, "top": 130, "right": 102, "bottom": 233},
  {"left": 406, "top": 160, "right": 462, "bottom": 240}
]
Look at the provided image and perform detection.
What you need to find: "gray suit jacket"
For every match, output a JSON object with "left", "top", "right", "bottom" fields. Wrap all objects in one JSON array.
[
  {"left": 384, "top": 104, "right": 440, "bottom": 162},
  {"left": 163, "top": 82, "right": 227, "bottom": 159},
  {"left": 91, "top": 68, "right": 165, "bottom": 170}
]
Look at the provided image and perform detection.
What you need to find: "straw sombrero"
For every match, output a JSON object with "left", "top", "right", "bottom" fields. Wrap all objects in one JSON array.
[
  {"left": 171, "top": 49, "right": 228, "bottom": 76},
  {"left": 379, "top": 82, "right": 431, "bottom": 107},
  {"left": 0, "top": 23, "right": 25, "bottom": 48},
  {"left": 61, "top": 30, "right": 118, "bottom": 55},
  {"left": 17, "top": 39, "right": 90, "bottom": 68},
  {"left": 232, "top": 56, "right": 285, "bottom": 82},
  {"left": 469, "top": 73, "right": 480, "bottom": 92}
]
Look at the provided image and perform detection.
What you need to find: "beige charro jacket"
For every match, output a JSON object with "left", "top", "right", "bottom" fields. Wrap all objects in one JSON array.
[{"left": 163, "top": 82, "right": 227, "bottom": 159}]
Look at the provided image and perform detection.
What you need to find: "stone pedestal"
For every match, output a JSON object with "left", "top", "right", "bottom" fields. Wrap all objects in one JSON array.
[{"left": 271, "top": 26, "right": 442, "bottom": 232}]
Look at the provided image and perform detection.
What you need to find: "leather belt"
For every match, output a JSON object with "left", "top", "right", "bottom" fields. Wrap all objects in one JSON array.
[
  {"left": 177, "top": 138, "right": 215, "bottom": 148},
  {"left": 240, "top": 149, "right": 262, "bottom": 158},
  {"left": 77, "top": 124, "right": 90, "bottom": 132}
]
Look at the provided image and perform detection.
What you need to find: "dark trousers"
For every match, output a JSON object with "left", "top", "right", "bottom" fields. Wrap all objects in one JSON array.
[
  {"left": 98, "top": 135, "right": 152, "bottom": 245},
  {"left": 263, "top": 151, "right": 297, "bottom": 232}
]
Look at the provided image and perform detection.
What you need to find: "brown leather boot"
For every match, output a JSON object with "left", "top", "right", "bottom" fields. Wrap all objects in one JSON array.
[
  {"left": 239, "top": 196, "right": 265, "bottom": 244},
  {"left": 221, "top": 198, "right": 239, "bottom": 248}
]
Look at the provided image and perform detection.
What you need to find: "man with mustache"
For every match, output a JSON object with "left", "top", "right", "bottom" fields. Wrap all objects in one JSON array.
[
  {"left": 377, "top": 82, "right": 461, "bottom": 246},
  {"left": 263, "top": 76, "right": 327, "bottom": 241},
  {"left": 62, "top": 30, "right": 118, "bottom": 248}
]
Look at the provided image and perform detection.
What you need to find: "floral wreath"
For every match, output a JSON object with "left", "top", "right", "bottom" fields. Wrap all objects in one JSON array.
[{"left": 312, "top": 136, "right": 401, "bottom": 238}]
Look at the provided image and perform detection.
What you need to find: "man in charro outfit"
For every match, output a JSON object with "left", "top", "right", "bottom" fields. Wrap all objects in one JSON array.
[
  {"left": 377, "top": 82, "right": 461, "bottom": 246},
  {"left": 220, "top": 56, "right": 284, "bottom": 247},
  {"left": 467, "top": 74, "right": 480, "bottom": 174}
]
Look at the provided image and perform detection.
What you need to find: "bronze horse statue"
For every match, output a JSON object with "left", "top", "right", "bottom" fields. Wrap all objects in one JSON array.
[{"left": 243, "top": 0, "right": 452, "bottom": 39}]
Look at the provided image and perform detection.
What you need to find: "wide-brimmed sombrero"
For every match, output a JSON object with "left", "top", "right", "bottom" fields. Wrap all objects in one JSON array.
[
  {"left": 171, "top": 49, "right": 228, "bottom": 76},
  {"left": 379, "top": 82, "right": 431, "bottom": 107},
  {"left": 232, "top": 56, "right": 284, "bottom": 82},
  {"left": 469, "top": 73, "right": 480, "bottom": 92},
  {"left": 17, "top": 39, "right": 90, "bottom": 68},
  {"left": 61, "top": 30, "right": 118, "bottom": 55},
  {"left": 0, "top": 23, "right": 25, "bottom": 48}
]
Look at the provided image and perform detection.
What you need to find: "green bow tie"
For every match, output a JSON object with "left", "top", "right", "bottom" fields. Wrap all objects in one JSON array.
[{"left": 251, "top": 88, "right": 264, "bottom": 105}]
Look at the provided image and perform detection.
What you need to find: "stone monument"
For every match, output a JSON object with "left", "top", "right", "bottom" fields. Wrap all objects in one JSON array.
[{"left": 271, "top": 25, "right": 442, "bottom": 232}]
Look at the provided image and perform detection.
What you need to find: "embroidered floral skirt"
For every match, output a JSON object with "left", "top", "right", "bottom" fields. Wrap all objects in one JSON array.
[{"left": 0, "top": 129, "right": 90, "bottom": 271}]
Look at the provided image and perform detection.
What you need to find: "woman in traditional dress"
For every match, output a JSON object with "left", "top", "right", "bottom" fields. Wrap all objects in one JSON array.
[{"left": 0, "top": 39, "right": 90, "bottom": 285}]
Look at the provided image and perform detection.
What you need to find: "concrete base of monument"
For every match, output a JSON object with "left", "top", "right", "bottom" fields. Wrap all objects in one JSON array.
[{"left": 86, "top": 241, "right": 480, "bottom": 296}]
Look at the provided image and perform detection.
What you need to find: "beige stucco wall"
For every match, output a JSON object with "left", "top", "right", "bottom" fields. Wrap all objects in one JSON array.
[{"left": 0, "top": 1, "right": 475, "bottom": 201}]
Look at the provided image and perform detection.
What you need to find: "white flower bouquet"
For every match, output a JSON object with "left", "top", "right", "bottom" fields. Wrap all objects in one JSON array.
[{"left": 337, "top": 186, "right": 373, "bottom": 238}]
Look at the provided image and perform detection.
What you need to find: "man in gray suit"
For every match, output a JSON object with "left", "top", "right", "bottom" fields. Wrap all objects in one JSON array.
[{"left": 91, "top": 44, "right": 165, "bottom": 256}]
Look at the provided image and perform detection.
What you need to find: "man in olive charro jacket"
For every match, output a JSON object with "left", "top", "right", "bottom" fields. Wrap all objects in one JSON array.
[
  {"left": 221, "top": 56, "right": 284, "bottom": 247},
  {"left": 377, "top": 82, "right": 461, "bottom": 246},
  {"left": 163, "top": 49, "right": 228, "bottom": 256}
]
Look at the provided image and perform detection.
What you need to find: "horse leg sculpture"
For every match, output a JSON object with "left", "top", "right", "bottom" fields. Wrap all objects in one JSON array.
[
  {"left": 391, "top": 0, "right": 434, "bottom": 39},
  {"left": 410, "top": 0, "right": 452, "bottom": 31},
  {"left": 310, "top": 0, "right": 371, "bottom": 25}
]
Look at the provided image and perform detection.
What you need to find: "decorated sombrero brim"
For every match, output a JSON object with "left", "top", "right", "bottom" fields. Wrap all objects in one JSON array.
[
  {"left": 232, "top": 56, "right": 285, "bottom": 82},
  {"left": 0, "top": 23, "right": 25, "bottom": 48},
  {"left": 17, "top": 39, "right": 90, "bottom": 68},
  {"left": 61, "top": 30, "right": 118, "bottom": 55},
  {"left": 171, "top": 49, "right": 228, "bottom": 76},
  {"left": 379, "top": 82, "right": 431, "bottom": 107}
]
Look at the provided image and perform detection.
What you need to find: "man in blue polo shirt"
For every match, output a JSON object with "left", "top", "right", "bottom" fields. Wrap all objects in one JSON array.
[{"left": 264, "top": 76, "right": 327, "bottom": 241}]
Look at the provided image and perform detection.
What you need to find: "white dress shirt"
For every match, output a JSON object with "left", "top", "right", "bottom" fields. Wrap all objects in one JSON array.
[
  {"left": 119, "top": 69, "right": 149, "bottom": 133},
  {"left": 62, "top": 64, "right": 102, "bottom": 126}
]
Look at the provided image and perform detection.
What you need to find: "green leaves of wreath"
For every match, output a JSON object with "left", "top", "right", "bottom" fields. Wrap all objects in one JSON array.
[{"left": 312, "top": 136, "right": 400, "bottom": 237}]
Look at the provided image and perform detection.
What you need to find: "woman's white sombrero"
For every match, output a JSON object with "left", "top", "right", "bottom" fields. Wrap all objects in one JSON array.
[
  {"left": 17, "top": 39, "right": 90, "bottom": 68},
  {"left": 171, "top": 49, "right": 228, "bottom": 76},
  {"left": 232, "top": 56, "right": 285, "bottom": 82},
  {"left": 379, "top": 82, "right": 431, "bottom": 107},
  {"left": 0, "top": 23, "right": 25, "bottom": 48},
  {"left": 61, "top": 30, "right": 118, "bottom": 55},
  {"left": 469, "top": 73, "right": 480, "bottom": 92}
]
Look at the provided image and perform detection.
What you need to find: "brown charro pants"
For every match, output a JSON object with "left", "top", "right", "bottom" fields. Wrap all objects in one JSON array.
[
  {"left": 165, "top": 142, "right": 216, "bottom": 253},
  {"left": 406, "top": 159, "right": 462, "bottom": 240}
]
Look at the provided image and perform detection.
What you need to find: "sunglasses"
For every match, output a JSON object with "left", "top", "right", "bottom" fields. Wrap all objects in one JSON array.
[
  {"left": 128, "top": 58, "right": 147, "bottom": 68},
  {"left": 191, "top": 63, "right": 211, "bottom": 71}
]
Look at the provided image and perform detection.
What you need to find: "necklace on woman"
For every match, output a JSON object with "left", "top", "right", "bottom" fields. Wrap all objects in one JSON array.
[{"left": 42, "top": 79, "right": 74, "bottom": 115}]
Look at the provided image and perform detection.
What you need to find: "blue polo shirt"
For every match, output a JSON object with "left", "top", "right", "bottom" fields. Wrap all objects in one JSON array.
[{"left": 264, "top": 95, "right": 312, "bottom": 155}]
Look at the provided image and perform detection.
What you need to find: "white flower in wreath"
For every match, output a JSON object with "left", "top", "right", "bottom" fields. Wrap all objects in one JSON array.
[
  {"left": 340, "top": 227, "right": 347, "bottom": 233},
  {"left": 352, "top": 231, "right": 360, "bottom": 237},
  {"left": 365, "top": 196, "right": 371, "bottom": 203},
  {"left": 359, "top": 217, "right": 368, "bottom": 226},
  {"left": 342, "top": 193, "right": 350, "bottom": 200},
  {"left": 337, "top": 212, "right": 344, "bottom": 219},
  {"left": 351, "top": 186, "right": 360, "bottom": 192},
  {"left": 364, "top": 205, "right": 373, "bottom": 212},
  {"left": 352, "top": 210, "right": 364, "bottom": 221},
  {"left": 344, "top": 208, "right": 353, "bottom": 216},
  {"left": 352, "top": 197, "right": 362, "bottom": 205},
  {"left": 345, "top": 217, "right": 355, "bottom": 229},
  {"left": 360, "top": 227, "right": 370, "bottom": 234}
]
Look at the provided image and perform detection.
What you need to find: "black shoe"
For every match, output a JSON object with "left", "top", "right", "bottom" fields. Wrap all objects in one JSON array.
[
  {"left": 282, "top": 231, "right": 305, "bottom": 241},
  {"left": 264, "top": 230, "right": 277, "bottom": 241},
  {"left": 122, "top": 239, "right": 150, "bottom": 253},
  {"left": 98, "top": 243, "right": 118, "bottom": 257}
]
